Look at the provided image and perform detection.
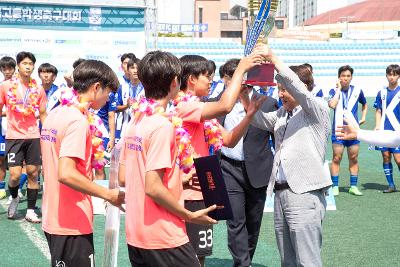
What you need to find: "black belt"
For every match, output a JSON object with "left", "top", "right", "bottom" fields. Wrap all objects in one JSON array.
[
  {"left": 274, "top": 182, "right": 290, "bottom": 191},
  {"left": 221, "top": 154, "right": 245, "bottom": 168}
]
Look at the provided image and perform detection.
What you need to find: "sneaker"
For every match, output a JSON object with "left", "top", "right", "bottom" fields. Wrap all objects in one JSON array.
[
  {"left": 25, "top": 209, "right": 41, "bottom": 223},
  {"left": 332, "top": 186, "right": 339, "bottom": 196},
  {"left": 7, "top": 196, "right": 20, "bottom": 219},
  {"left": 383, "top": 186, "right": 397, "bottom": 193},
  {"left": 349, "top": 186, "right": 363, "bottom": 196},
  {"left": 6, "top": 195, "right": 12, "bottom": 205},
  {"left": 0, "top": 189, "right": 6, "bottom": 199},
  {"left": 18, "top": 189, "right": 24, "bottom": 199}
]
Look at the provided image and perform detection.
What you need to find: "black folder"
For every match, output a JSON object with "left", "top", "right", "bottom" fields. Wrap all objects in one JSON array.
[{"left": 193, "top": 155, "right": 233, "bottom": 220}]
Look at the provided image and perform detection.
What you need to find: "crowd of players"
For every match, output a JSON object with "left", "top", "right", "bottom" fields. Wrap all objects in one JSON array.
[{"left": 0, "top": 48, "right": 399, "bottom": 267}]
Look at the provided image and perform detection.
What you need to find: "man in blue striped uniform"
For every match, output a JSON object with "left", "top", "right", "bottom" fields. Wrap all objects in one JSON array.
[
  {"left": 115, "top": 53, "right": 136, "bottom": 143},
  {"left": 38, "top": 63, "right": 60, "bottom": 112},
  {"left": 373, "top": 64, "right": 400, "bottom": 193},
  {"left": 92, "top": 93, "right": 118, "bottom": 180},
  {"left": 328, "top": 65, "right": 367, "bottom": 196},
  {"left": 303, "top": 63, "right": 324, "bottom": 98}
]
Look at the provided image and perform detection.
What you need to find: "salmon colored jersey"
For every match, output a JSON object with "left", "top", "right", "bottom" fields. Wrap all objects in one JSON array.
[
  {"left": 41, "top": 105, "right": 93, "bottom": 235},
  {"left": 0, "top": 78, "right": 46, "bottom": 139},
  {"left": 175, "top": 101, "right": 207, "bottom": 200},
  {"left": 120, "top": 113, "right": 189, "bottom": 249}
]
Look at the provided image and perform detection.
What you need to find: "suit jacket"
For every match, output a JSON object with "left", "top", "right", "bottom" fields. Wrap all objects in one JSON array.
[
  {"left": 215, "top": 91, "right": 278, "bottom": 188},
  {"left": 251, "top": 66, "right": 332, "bottom": 194}
]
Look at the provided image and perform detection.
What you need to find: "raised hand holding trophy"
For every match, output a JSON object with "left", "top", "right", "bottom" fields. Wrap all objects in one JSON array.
[{"left": 245, "top": 0, "right": 279, "bottom": 86}]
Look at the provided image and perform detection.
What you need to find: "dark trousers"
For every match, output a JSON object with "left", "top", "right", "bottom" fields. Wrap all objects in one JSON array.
[{"left": 221, "top": 156, "right": 267, "bottom": 267}]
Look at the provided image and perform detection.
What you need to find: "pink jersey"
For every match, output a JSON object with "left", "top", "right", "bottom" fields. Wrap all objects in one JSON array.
[
  {"left": 0, "top": 78, "right": 46, "bottom": 139},
  {"left": 175, "top": 101, "right": 208, "bottom": 201},
  {"left": 120, "top": 113, "right": 189, "bottom": 249},
  {"left": 41, "top": 105, "right": 93, "bottom": 235}
]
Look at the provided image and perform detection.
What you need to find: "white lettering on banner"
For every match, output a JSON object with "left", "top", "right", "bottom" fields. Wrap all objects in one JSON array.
[
  {"left": 345, "top": 30, "right": 396, "bottom": 40},
  {"left": 71, "top": 10, "right": 82, "bottom": 21},
  {"left": 0, "top": 7, "right": 83, "bottom": 23},
  {"left": 22, "top": 8, "right": 32, "bottom": 19},
  {"left": 52, "top": 10, "right": 62, "bottom": 21},
  {"left": 181, "top": 24, "right": 193, "bottom": 32},
  {"left": 2, "top": 7, "right": 13, "bottom": 19},
  {"left": 62, "top": 10, "right": 70, "bottom": 21},
  {"left": 12, "top": 8, "right": 22, "bottom": 19},
  {"left": 157, "top": 23, "right": 208, "bottom": 32},
  {"left": 171, "top": 24, "right": 180, "bottom": 32},
  {"left": 33, "top": 9, "right": 43, "bottom": 20},
  {"left": 43, "top": 9, "right": 52, "bottom": 20}
]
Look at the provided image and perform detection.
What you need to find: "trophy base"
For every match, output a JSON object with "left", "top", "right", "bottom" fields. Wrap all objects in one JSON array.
[{"left": 245, "top": 63, "right": 276, "bottom": 87}]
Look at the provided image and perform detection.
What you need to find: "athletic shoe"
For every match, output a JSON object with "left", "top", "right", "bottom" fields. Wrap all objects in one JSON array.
[
  {"left": 349, "top": 186, "right": 363, "bottom": 196},
  {"left": 6, "top": 195, "right": 12, "bottom": 205},
  {"left": 332, "top": 186, "right": 339, "bottom": 196},
  {"left": 0, "top": 189, "right": 6, "bottom": 199},
  {"left": 6, "top": 193, "right": 22, "bottom": 204},
  {"left": 25, "top": 209, "right": 41, "bottom": 223},
  {"left": 383, "top": 186, "right": 397, "bottom": 193},
  {"left": 7, "top": 196, "right": 20, "bottom": 219},
  {"left": 18, "top": 189, "right": 24, "bottom": 199}
]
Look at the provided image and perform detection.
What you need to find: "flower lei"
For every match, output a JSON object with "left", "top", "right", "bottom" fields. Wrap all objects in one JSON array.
[
  {"left": 131, "top": 97, "right": 194, "bottom": 174},
  {"left": 7, "top": 75, "right": 40, "bottom": 116},
  {"left": 172, "top": 91, "right": 223, "bottom": 154},
  {"left": 59, "top": 87, "right": 106, "bottom": 170}
]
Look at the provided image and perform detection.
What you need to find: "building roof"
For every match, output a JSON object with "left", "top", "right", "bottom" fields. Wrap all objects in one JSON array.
[{"left": 304, "top": 0, "right": 400, "bottom": 26}]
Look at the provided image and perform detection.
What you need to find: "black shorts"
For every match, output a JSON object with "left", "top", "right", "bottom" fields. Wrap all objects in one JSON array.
[
  {"left": 44, "top": 232, "right": 95, "bottom": 267},
  {"left": 128, "top": 243, "right": 199, "bottom": 267},
  {"left": 5, "top": 138, "right": 42, "bottom": 167},
  {"left": 185, "top": 200, "right": 213, "bottom": 257}
]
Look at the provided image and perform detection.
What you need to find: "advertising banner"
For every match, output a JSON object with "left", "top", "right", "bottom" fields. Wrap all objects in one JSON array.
[{"left": 0, "top": 2, "right": 146, "bottom": 83}]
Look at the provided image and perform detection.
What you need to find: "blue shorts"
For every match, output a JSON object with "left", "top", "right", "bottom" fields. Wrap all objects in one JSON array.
[
  {"left": 0, "top": 135, "right": 5, "bottom": 156},
  {"left": 375, "top": 146, "right": 400, "bottom": 153},
  {"left": 332, "top": 135, "right": 360, "bottom": 147}
]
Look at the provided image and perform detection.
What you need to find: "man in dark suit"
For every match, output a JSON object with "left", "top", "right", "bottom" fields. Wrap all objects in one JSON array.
[{"left": 212, "top": 59, "right": 277, "bottom": 267}]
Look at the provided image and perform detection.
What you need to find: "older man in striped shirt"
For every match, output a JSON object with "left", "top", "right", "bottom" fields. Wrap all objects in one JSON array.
[{"left": 245, "top": 47, "right": 331, "bottom": 267}]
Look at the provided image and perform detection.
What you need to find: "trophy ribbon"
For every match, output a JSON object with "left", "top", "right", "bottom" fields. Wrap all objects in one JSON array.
[
  {"left": 102, "top": 144, "right": 122, "bottom": 267},
  {"left": 245, "top": 0, "right": 271, "bottom": 56},
  {"left": 244, "top": 0, "right": 279, "bottom": 86}
]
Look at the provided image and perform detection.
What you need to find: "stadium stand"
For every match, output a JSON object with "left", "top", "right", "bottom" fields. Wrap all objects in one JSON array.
[{"left": 157, "top": 37, "right": 400, "bottom": 95}]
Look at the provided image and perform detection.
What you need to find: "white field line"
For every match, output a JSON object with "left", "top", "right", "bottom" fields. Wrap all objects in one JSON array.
[{"left": 0, "top": 200, "right": 51, "bottom": 261}]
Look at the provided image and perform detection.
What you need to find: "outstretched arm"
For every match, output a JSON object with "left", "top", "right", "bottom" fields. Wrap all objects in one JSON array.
[
  {"left": 254, "top": 45, "right": 329, "bottom": 122},
  {"left": 336, "top": 118, "right": 400, "bottom": 147},
  {"left": 221, "top": 94, "right": 267, "bottom": 148},
  {"left": 201, "top": 54, "right": 263, "bottom": 120}
]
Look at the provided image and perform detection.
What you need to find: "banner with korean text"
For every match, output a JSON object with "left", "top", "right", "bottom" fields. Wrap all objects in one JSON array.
[{"left": 0, "top": 2, "right": 146, "bottom": 83}]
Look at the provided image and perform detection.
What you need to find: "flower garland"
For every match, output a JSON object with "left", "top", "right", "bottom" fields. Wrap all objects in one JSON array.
[
  {"left": 172, "top": 91, "right": 223, "bottom": 153},
  {"left": 131, "top": 97, "right": 194, "bottom": 174},
  {"left": 7, "top": 75, "right": 40, "bottom": 116},
  {"left": 59, "top": 87, "right": 106, "bottom": 170}
]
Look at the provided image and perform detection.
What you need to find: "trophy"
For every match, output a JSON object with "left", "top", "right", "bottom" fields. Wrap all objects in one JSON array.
[
  {"left": 102, "top": 145, "right": 122, "bottom": 267},
  {"left": 244, "top": 0, "right": 279, "bottom": 86}
]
